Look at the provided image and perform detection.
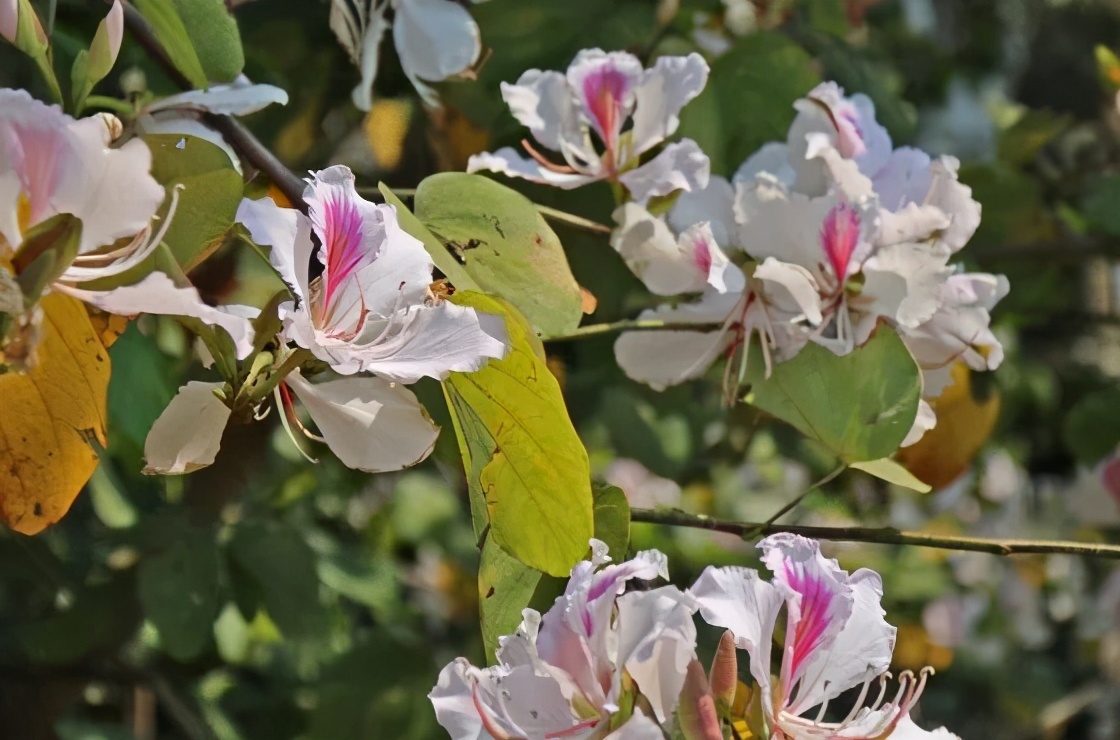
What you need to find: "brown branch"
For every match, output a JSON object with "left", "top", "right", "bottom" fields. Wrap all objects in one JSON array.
[
  {"left": 631, "top": 508, "right": 1120, "bottom": 559},
  {"left": 121, "top": 2, "right": 307, "bottom": 211}
]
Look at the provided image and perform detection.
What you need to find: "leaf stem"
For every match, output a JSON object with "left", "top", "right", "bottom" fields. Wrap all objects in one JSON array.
[
  {"left": 120, "top": 3, "right": 308, "bottom": 211},
  {"left": 542, "top": 318, "right": 723, "bottom": 342},
  {"left": 630, "top": 507, "right": 1120, "bottom": 559},
  {"left": 82, "top": 94, "right": 135, "bottom": 115},
  {"left": 744, "top": 463, "right": 847, "bottom": 538}
]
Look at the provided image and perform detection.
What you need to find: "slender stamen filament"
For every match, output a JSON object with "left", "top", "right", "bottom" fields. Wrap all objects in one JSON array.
[{"left": 521, "top": 138, "right": 580, "bottom": 174}]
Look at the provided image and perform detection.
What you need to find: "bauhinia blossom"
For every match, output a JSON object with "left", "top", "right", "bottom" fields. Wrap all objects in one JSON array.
[
  {"left": 330, "top": 0, "right": 485, "bottom": 109},
  {"left": 0, "top": 89, "right": 253, "bottom": 363},
  {"left": 141, "top": 165, "right": 508, "bottom": 475},
  {"left": 429, "top": 540, "right": 697, "bottom": 739},
  {"left": 691, "top": 534, "right": 959, "bottom": 739},
  {"left": 468, "top": 49, "right": 711, "bottom": 203}
]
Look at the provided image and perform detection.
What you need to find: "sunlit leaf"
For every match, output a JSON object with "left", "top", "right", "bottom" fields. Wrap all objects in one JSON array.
[
  {"left": 745, "top": 328, "right": 921, "bottom": 463},
  {"left": 378, "top": 183, "right": 479, "bottom": 292},
  {"left": 0, "top": 293, "right": 110, "bottom": 535},
  {"left": 479, "top": 534, "right": 541, "bottom": 662},
  {"left": 442, "top": 292, "right": 593, "bottom": 576},
  {"left": 414, "top": 173, "right": 584, "bottom": 336},
  {"left": 850, "top": 458, "right": 932, "bottom": 493}
]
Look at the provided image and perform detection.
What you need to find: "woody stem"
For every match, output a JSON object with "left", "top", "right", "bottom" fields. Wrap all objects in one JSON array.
[{"left": 630, "top": 508, "right": 1120, "bottom": 559}]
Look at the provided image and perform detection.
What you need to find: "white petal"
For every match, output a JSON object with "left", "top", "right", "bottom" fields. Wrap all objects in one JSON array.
[
  {"left": 285, "top": 370, "right": 438, "bottom": 472},
  {"left": 145, "top": 79, "right": 289, "bottom": 116},
  {"left": 615, "top": 586, "right": 697, "bottom": 722},
  {"left": 467, "top": 147, "right": 602, "bottom": 189},
  {"left": 604, "top": 711, "right": 668, "bottom": 740},
  {"left": 859, "top": 242, "right": 951, "bottom": 331},
  {"left": 55, "top": 273, "right": 256, "bottom": 359},
  {"left": 733, "top": 141, "right": 795, "bottom": 187},
  {"left": 735, "top": 177, "right": 837, "bottom": 273},
  {"left": 350, "top": 2, "right": 390, "bottom": 111},
  {"left": 101, "top": 1, "right": 124, "bottom": 67},
  {"left": 668, "top": 175, "right": 740, "bottom": 250},
  {"left": 611, "top": 204, "right": 727, "bottom": 296},
  {"left": 901, "top": 399, "right": 937, "bottom": 447},
  {"left": 753, "top": 258, "right": 824, "bottom": 325},
  {"left": 902, "top": 272, "right": 1008, "bottom": 373},
  {"left": 0, "top": 90, "right": 165, "bottom": 254},
  {"left": 394, "top": 0, "right": 481, "bottom": 94},
  {"left": 614, "top": 320, "right": 732, "bottom": 391},
  {"left": 236, "top": 195, "right": 314, "bottom": 305},
  {"left": 142, "top": 381, "right": 230, "bottom": 474},
  {"left": 501, "top": 71, "right": 589, "bottom": 157},
  {"left": 350, "top": 301, "right": 508, "bottom": 382},
  {"left": 790, "top": 567, "right": 897, "bottom": 712},
  {"left": 690, "top": 566, "right": 783, "bottom": 701},
  {"left": 631, "top": 53, "right": 710, "bottom": 154},
  {"left": 888, "top": 715, "right": 962, "bottom": 740},
  {"left": 566, "top": 48, "right": 644, "bottom": 156},
  {"left": 427, "top": 659, "right": 488, "bottom": 740},
  {"left": 618, "top": 138, "right": 710, "bottom": 203},
  {"left": 926, "top": 155, "right": 981, "bottom": 253},
  {"left": 876, "top": 202, "right": 951, "bottom": 248}
]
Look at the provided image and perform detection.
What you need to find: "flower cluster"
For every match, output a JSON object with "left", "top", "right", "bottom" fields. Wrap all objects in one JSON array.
[
  {"left": 609, "top": 82, "right": 1007, "bottom": 445},
  {"left": 430, "top": 534, "right": 959, "bottom": 740}
]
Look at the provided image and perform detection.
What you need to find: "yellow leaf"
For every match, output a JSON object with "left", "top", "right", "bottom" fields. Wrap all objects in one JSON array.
[
  {"left": 0, "top": 293, "right": 110, "bottom": 534},
  {"left": 364, "top": 98, "right": 414, "bottom": 172},
  {"left": 897, "top": 361, "right": 1000, "bottom": 490},
  {"left": 86, "top": 307, "right": 129, "bottom": 349}
]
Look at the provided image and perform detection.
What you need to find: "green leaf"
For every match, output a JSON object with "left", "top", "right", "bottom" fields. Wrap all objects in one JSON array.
[
  {"left": 414, "top": 173, "right": 584, "bottom": 336},
  {"left": 684, "top": 32, "right": 820, "bottom": 174},
  {"left": 850, "top": 458, "right": 932, "bottom": 493},
  {"left": 149, "top": 134, "right": 244, "bottom": 271},
  {"left": 442, "top": 292, "right": 593, "bottom": 576},
  {"left": 378, "top": 182, "right": 479, "bottom": 292},
  {"left": 1063, "top": 388, "right": 1120, "bottom": 465},
  {"left": 107, "top": 324, "right": 177, "bottom": 452},
  {"left": 592, "top": 483, "right": 630, "bottom": 559},
  {"left": 227, "top": 521, "right": 329, "bottom": 640},
  {"left": 745, "top": 328, "right": 921, "bottom": 463},
  {"left": 170, "top": 0, "right": 245, "bottom": 83},
  {"left": 479, "top": 534, "right": 542, "bottom": 662},
  {"left": 138, "top": 529, "right": 222, "bottom": 660},
  {"left": 132, "top": 0, "right": 210, "bottom": 88}
]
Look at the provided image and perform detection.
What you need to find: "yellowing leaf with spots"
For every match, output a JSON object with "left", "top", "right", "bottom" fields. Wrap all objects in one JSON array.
[{"left": 0, "top": 293, "right": 110, "bottom": 534}]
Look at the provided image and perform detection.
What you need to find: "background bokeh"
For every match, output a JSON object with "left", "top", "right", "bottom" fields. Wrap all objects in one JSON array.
[{"left": 4, "top": 0, "right": 1120, "bottom": 738}]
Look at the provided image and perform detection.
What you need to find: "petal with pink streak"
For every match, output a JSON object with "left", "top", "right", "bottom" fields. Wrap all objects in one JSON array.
[
  {"left": 501, "top": 70, "right": 593, "bottom": 160},
  {"left": 758, "top": 534, "right": 854, "bottom": 709},
  {"left": 566, "top": 49, "right": 644, "bottom": 159}
]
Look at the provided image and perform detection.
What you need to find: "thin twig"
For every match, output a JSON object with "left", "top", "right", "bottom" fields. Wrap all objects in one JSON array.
[
  {"left": 630, "top": 508, "right": 1120, "bottom": 559},
  {"left": 120, "top": 3, "right": 307, "bottom": 211},
  {"left": 542, "top": 318, "right": 723, "bottom": 342},
  {"left": 357, "top": 187, "right": 614, "bottom": 235}
]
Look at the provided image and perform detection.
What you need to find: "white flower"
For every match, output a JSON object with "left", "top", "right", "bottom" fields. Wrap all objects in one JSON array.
[
  {"left": 610, "top": 202, "right": 729, "bottom": 296},
  {"left": 331, "top": 0, "right": 485, "bottom": 110},
  {"left": 429, "top": 540, "right": 697, "bottom": 739},
  {"left": 237, "top": 164, "right": 507, "bottom": 380},
  {"left": 468, "top": 49, "right": 710, "bottom": 203},
  {"left": 691, "top": 534, "right": 960, "bottom": 740}
]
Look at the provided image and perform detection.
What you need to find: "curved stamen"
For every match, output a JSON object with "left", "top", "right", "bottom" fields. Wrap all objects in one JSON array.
[{"left": 521, "top": 138, "right": 580, "bottom": 174}]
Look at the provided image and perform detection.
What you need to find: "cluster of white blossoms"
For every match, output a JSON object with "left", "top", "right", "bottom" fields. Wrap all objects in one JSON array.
[
  {"left": 430, "top": 534, "right": 959, "bottom": 740},
  {"left": 472, "top": 62, "right": 1007, "bottom": 446},
  {"left": 616, "top": 82, "right": 1007, "bottom": 446}
]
